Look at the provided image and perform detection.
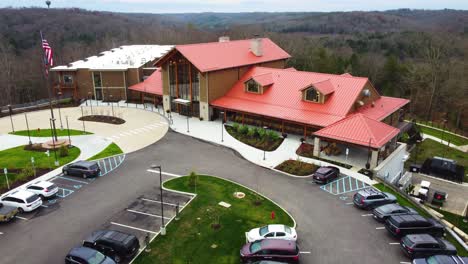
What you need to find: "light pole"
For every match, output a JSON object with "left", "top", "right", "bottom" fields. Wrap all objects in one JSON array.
[
  {"left": 57, "top": 91, "right": 63, "bottom": 130},
  {"left": 263, "top": 126, "right": 268, "bottom": 160},
  {"left": 150, "top": 164, "right": 166, "bottom": 235},
  {"left": 88, "top": 91, "right": 93, "bottom": 115},
  {"left": 220, "top": 111, "right": 225, "bottom": 142},
  {"left": 25, "top": 113, "right": 32, "bottom": 145},
  {"left": 7, "top": 105, "right": 14, "bottom": 133},
  {"left": 49, "top": 118, "right": 59, "bottom": 166},
  {"left": 110, "top": 94, "right": 114, "bottom": 116},
  {"left": 66, "top": 116, "right": 72, "bottom": 147}
]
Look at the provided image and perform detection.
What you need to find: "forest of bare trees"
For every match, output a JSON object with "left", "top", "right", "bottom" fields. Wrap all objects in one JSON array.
[{"left": 0, "top": 8, "right": 466, "bottom": 131}]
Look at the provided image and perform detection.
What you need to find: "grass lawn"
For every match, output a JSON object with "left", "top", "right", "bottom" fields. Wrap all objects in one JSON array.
[
  {"left": 275, "top": 159, "right": 318, "bottom": 176},
  {"left": 87, "top": 143, "right": 123, "bottom": 161},
  {"left": 373, "top": 183, "right": 468, "bottom": 256},
  {"left": 407, "top": 139, "right": 468, "bottom": 182},
  {"left": 0, "top": 145, "right": 80, "bottom": 170},
  {"left": 433, "top": 208, "right": 468, "bottom": 234},
  {"left": 10, "top": 129, "right": 92, "bottom": 137},
  {"left": 418, "top": 125, "right": 468, "bottom": 146},
  {"left": 134, "top": 175, "right": 294, "bottom": 264}
]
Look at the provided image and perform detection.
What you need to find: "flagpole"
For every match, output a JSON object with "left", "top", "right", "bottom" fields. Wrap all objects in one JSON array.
[{"left": 40, "top": 30, "right": 58, "bottom": 141}]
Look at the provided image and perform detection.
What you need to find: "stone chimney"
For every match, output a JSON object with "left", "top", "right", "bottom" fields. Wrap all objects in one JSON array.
[
  {"left": 219, "top": 36, "right": 230, "bottom": 42},
  {"left": 250, "top": 36, "right": 263, "bottom": 57}
]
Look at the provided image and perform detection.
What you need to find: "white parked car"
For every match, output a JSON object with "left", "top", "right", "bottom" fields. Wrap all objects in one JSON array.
[
  {"left": 0, "top": 190, "right": 42, "bottom": 213},
  {"left": 246, "top": 224, "right": 297, "bottom": 242},
  {"left": 25, "top": 181, "right": 59, "bottom": 199}
]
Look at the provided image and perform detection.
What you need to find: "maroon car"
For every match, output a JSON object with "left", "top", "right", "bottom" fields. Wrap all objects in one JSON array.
[
  {"left": 240, "top": 239, "right": 300, "bottom": 263},
  {"left": 312, "top": 166, "right": 340, "bottom": 184}
]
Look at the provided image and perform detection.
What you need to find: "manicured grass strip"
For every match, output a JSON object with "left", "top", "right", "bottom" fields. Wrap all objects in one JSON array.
[
  {"left": 0, "top": 145, "right": 80, "bottom": 170},
  {"left": 433, "top": 208, "right": 468, "bottom": 234},
  {"left": 373, "top": 183, "right": 430, "bottom": 218},
  {"left": 10, "top": 129, "right": 92, "bottom": 137},
  {"left": 374, "top": 183, "right": 468, "bottom": 256},
  {"left": 418, "top": 125, "right": 468, "bottom": 146},
  {"left": 134, "top": 175, "right": 294, "bottom": 264},
  {"left": 87, "top": 143, "right": 123, "bottom": 161}
]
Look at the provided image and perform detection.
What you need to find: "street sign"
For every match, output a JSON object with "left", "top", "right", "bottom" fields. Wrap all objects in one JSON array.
[
  {"left": 31, "top": 157, "right": 35, "bottom": 163},
  {"left": 3, "top": 168, "right": 7, "bottom": 174}
]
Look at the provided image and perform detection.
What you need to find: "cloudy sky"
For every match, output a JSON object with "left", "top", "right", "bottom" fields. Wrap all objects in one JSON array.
[{"left": 1, "top": 0, "right": 467, "bottom": 13}]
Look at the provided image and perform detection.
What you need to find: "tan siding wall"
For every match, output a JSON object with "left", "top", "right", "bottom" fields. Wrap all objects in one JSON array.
[
  {"left": 75, "top": 70, "right": 93, "bottom": 98},
  {"left": 208, "top": 68, "right": 240, "bottom": 102},
  {"left": 162, "top": 64, "right": 169, "bottom": 95},
  {"left": 199, "top": 73, "right": 208, "bottom": 103},
  {"left": 258, "top": 60, "right": 286, "bottom": 69},
  {"left": 101, "top": 71, "right": 125, "bottom": 87},
  {"left": 126, "top": 69, "right": 140, "bottom": 87}
]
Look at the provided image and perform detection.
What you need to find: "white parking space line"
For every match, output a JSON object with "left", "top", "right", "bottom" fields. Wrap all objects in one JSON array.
[
  {"left": 389, "top": 242, "right": 400, "bottom": 245},
  {"left": 375, "top": 227, "right": 386, "bottom": 230},
  {"left": 40, "top": 205, "right": 48, "bottom": 208},
  {"left": 299, "top": 251, "right": 311, "bottom": 254},
  {"left": 126, "top": 209, "right": 172, "bottom": 220},
  {"left": 146, "top": 170, "right": 182, "bottom": 178},
  {"left": 141, "top": 198, "right": 179, "bottom": 207},
  {"left": 15, "top": 216, "right": 28, "bottom": 221},
  {"left": 345, "top": 202, "right": 354, "bottom": 205},
  {"left": 110, "top": 222, "right": 158, "bottom": 235},
  {"left": 362, "top": 214, "right": 373, "bottom": 217},
  {"left": 400, "top": 262, "right": 411, "bottom": 264},
  {"left": 0, "top": 232, "right": 3, "bottom": 235}
]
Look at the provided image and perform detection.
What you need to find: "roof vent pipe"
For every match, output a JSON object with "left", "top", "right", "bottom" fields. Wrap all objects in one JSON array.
[
  {"left": 219, "top": 36, "right": 230, "bottom": 42},
  {"left": 251, "top": 36, "right": 263, "bottom": 57}
]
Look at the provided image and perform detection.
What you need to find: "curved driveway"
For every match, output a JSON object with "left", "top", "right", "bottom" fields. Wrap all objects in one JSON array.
[{"left": 0, "top": 131, "right": 404, "bottom": 264}]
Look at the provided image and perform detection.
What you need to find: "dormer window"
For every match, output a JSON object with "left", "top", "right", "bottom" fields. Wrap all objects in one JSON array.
[
  {"left": 246, "top": 79, "right": 260, "bottom": 93},
  {"left": 305, "top": 88, "right": 320, "bottom": 102}
]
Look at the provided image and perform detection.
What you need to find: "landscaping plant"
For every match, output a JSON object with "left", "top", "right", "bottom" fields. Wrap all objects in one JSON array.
[{"left": 59, "top": 145, "right": 69, "bottom": 157}]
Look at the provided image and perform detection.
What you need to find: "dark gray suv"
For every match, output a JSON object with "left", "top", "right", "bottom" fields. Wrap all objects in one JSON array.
[
  {"left": 353, "top": 188, "right": 397, "bottom": 210},
  {"left": 400, "top": 234, "right": 457, "bottom": 259},
  {"left": 63, "top": 160, "right": 100, "bottom": 178},
  {"left": 372, "top": 203, "right": 419, "bottom": 222}
]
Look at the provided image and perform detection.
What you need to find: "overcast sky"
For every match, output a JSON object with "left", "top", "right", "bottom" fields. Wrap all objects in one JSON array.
[{"left": 1, "top": 0, "right": 467, "bottom": 13}]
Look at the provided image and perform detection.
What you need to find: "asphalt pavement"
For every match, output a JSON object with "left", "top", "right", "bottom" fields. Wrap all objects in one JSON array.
[{"left": 0, "top": 131, "right": 410, "bottom": 264}]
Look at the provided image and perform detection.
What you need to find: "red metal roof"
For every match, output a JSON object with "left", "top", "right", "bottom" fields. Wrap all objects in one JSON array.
[
  {"left": 211, "top": 67, "right": 370, "bottom": 127},
  {"left": 251, "top": 73, "right": 274, "bottom": 87},
  {"left": 314, "top": 113, "right": 400, "bottom": 148},
  {"left": 300, "top": 79, "right": 335, "bottom": 95},
  {"left": 170, "top": 38, "right": 291, "bottom": 73},
  {"left": 358, "top": 96, "right": 410, "bottom": 121},
  {"left": 128, "top": 69, "right": 162, "bottom": 95}
]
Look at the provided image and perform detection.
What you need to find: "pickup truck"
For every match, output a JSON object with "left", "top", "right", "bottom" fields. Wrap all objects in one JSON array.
[{"left": 0, "top": 203, "right": 18, "bottom": 223}]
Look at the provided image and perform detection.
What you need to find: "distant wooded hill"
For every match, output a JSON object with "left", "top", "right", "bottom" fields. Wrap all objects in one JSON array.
[{"left": 0, "top": 8, "right": 466, "bottom": 131}]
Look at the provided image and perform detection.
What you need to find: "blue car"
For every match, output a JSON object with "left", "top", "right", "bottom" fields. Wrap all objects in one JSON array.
[{"left": 65, "top": 247, "right": 116, "bottom": 264}]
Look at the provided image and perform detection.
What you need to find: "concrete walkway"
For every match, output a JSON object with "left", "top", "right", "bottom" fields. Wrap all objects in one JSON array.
[
  {"left": 422, "top": 134, "right": 468, "bottom": 152},
  {"left": 168, "top": 112, "right": 377, "bottom": 185}
]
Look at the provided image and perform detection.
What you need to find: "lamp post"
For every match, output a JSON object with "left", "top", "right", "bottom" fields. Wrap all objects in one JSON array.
[
  {"left": 66, "top": 116, "right": 72, "bottom": 147},
  {"left": 88, "top": 91, "right": 93, "bottom": 115},
  {"left": 57, "top": 91, "right": 63, "bottom": 130},
  {"left": 49, "top": 118, "right": 59, "bottom": 166},
  {"left": 220, "top": 111, "right": 225, "bottom": 142},
  {"left": 110, "top": 94, "right": 114, "bottom": 116},
  {"left": 7, "top": 105, "right": 14, "bottom": 133},
  {"left": 45, "top": 0, "right": 51, "bottom": 8},
  {"left": 150, "top": 164, "right": 166, "bottom": 235},
  {"left": 263, "top": 126, "right": 268, "bottom": 160},
  {"left": 25, "top": 113, "right": 32, "bottom": 145}
]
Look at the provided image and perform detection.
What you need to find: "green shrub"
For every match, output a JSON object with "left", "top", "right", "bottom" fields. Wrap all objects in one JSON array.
[
  {"left": 19, "top": 165, "right": 35, "bottom": 178},
  {"left": 247, "top": 127, "right": 256, "bottom": 137},
  {"left": 267, "top": 130, "right": 279, "bottom": 141},
  {"left": 59, "top": 145, "right": 69, "bottom": 157},
  {"left": 188, "top": 171, "right": 198, "bottom": 187},
  {"left": 257, "top": 128, "right": 266, "bottom": 139},
  {"left": 239, "top": 125, "right": 249, "bottom": 135},
  {"left": 232, "top": 123, "right": 239, "bottom": 132}
]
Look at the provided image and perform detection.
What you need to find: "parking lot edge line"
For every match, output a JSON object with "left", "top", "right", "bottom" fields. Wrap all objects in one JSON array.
[
  {"left": 56, "top": 176, "right": 89, "bottom": 185},
  {"left": 15, "top": 216, "right": 28, "bottom": 220},
  {"left": 389, "top": 242, "right": 400, "bottom": 245},
  {"left": 110, "top": 222, "right": 158, "bottom": 234}
]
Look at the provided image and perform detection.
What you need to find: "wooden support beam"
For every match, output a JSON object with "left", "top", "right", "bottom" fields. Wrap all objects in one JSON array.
[
  {"left": 304, "top": 126, "right": 307, "bottom": 139},
  {"left": 282, "top": 120, "right": 284, "bottom": 134},
  {"left": 242, "top": 113, "right": 245, "bottom": 125}
]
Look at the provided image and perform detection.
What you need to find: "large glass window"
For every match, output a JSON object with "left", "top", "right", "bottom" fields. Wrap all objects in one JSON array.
[
  {"left": 168, "top": 58, "right": 200, "bottom": 117},
  {"left": 246, "top": 80, "right": 260, "bottom": 93},
  {"left": 63, "top": 75, "right": 73, "bottom": 85},
  {"left": 305, "top": 88, "right": 320, "bottom": 102},
  {"left": 93, "top": 72, "right": 102, "bottom": 88}
]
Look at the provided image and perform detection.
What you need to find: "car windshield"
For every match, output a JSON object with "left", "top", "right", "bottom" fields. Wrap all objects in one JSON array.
[
  {"left": 426, "top": 256, "right": 439, "bottom": 264},
  {"left": 90, "top": 164, "right": 99, "bottom": 170},
  {"left": 284, "top": 226, "right": 291, "bottom": 234},
  {"left": 250, "top": 241, "right": 262, "bottom": 253},
  {"left": 26, "top": 194, "right": 39, "bottom": 203},
  {"left": 88, "top": 251, "right": 106, "bottom": 264},
  {"left": 401, "top": 236, "right": 414, "bottom": 247},
  {"left": 259, "top": 226, "right": 269, "bottom": 236},
  {"left": 378, "top": 205, "right": 394, "bottom": 213}
]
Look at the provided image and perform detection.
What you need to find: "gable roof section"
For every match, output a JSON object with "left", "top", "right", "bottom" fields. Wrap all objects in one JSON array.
[
  {"left": 250, "top": 73, "right": 274, "bottom": 87},
  {"left": 211, "top": 67, "right": 369, "bottom": 127},
  {"left": 128, "top": 68, "right": 163, "bottom": 95},
  {"left": 314, "top": 113, "right": 400, "bottom": 148},
  {"left": 300, "top": 79, "right": 335, "bottom": 95},
  {"left": 358, "top": 96, "right": 410, "bottom": 121},
  {"left": 155, "top": 38, "right": 290, "bottom": 73}
]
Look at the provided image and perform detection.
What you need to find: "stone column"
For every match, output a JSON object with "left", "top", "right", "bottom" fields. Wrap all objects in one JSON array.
[
  {"left": 370, "top": 150, "right": 379, "bottom": 169},
  {"left": 313, "top": 137, "right": 321, "bottom": 157},
  {"left": 163, "top": 95, "right": 171, "bottom": 112}
]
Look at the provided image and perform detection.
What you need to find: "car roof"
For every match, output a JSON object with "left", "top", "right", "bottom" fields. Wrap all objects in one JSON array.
[
  {"left": 380, "top": 203, "right": 403, "bottom": 211},
  {"left": 73, "top": 160, "right": 97, "bottom": 167},
  {"left": 390, "top": 214, "right": 427, "bottom": 223},
  {"left": 316, "top": 167, "right": 335, "bottom": 173},
  {"left": 358, "top": 188, "right": 382, "bottom": 196},
  {"left": 260, "top": 239, "right": 296, "bottom": 251},
  {"left": 29, "top": 181, "right": 54, "bottom": 188},
  {"left": 101, "top": 230, "right": 134, "bottom": 242},
  {"left": 406, "top": 234, "right": 438, "bottom": 244},
  {"left": 430, "top": 255, "right": 468, "bottom": 264},
  {"left": 6, "top": 190, "right": 36, "bottom": 199},
  {"left": 267, "top": 224, "right": 288, "bottom": 232},
  {"left": 68, "top": 246, "right": 98, "bottom": 259}
]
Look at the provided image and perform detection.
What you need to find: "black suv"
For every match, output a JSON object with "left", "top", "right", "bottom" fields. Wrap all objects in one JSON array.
[
  {"left": 400, "top": 234, "right": 457, "bottom": 259},
  {"left": 312, "top": 166, "right": 340, "bottom": 184},
  {"left": 372, "top": 203, "right": 419, "bottom": 222},
  {"left": 63, "top": 160, "right": 100, "bottom": 179},
  {"left": 385, "top": 215, "right": 445, "bottom": 238},
  {"left": 83, "top": 230, "right": 140, "bottom": 263},
  {"left": 413, "top": 255, "right": 468, "bottom": 264},
  {"left": 353, "top": 188, "right": 397, "bottom": 210}
]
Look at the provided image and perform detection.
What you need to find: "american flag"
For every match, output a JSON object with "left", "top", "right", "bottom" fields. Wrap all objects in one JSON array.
[{"left": 41, "top": 37, "right": 54, "bottom": 75}]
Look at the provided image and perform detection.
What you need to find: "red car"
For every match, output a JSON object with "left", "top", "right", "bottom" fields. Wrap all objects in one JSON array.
[{"left": 240, "top": 239, "right": 300, "bottom": 263}]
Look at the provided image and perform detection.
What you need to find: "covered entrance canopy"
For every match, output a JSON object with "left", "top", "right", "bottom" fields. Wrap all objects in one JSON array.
[{"left": 128, "top": 68, "right": 163, "bottom": 104}]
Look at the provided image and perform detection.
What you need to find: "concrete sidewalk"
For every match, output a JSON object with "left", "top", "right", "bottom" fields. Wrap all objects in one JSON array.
[
  {"left": 168, "top": 112, "right": 377, "bottom": 185},
  {"left": 422, "top": 134, "right": 468, "bottom": 152}
]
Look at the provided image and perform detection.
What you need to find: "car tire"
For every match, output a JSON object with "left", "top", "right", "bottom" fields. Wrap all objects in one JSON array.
[
  {"left": 83, "top": 173, "right": 88, "bottom": 179},
  {"left": 39, "top": 194, "right": 44, "bottom": 200},
  {"left": 18, "top": 208, "right": 24, "bottom": 213},
  {"left": 114, "top": 255, "right": 121, "bottom": 263},
  {"left": 63, "top": 170, "right": 68, "bottom": 175}
]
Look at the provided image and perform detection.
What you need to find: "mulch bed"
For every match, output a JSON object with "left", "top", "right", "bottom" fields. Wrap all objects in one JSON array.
[
  {"left": 78, "top": 115, "right": 125, "bottom": 125},
  {"left": 275, "top": 159, "right": 318, "bottom": 176},
  {"left": 296, "top": 143, "right": 315, "bottom": 158},
  {"left": 0, "top": 168, "right": 53, "bottom": 194}
]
